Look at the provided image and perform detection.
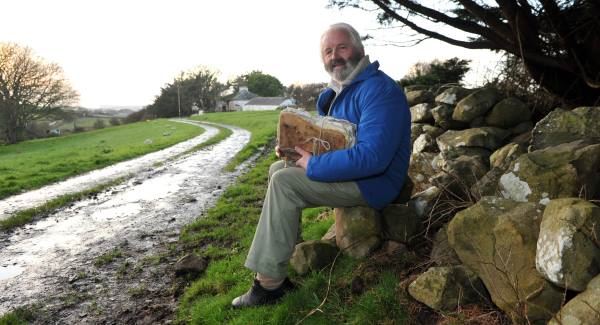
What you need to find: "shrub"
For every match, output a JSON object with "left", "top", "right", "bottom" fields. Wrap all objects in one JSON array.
[
  {"left": 399, "top": 57, "right": 471, "bottom": 88},
  {"left": 488, "top": 54, "right": 561, "bottom": 120},
  {"left": 93, "top": 119, "right": 106, "bottom": 129},
  {"left": 109, "top": 117, "right": 121, "bottom": 126}
]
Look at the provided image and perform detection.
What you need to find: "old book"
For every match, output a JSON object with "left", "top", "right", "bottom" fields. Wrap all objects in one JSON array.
[{"left": 277, "top": 108, "right": 356, "bottom": 160}]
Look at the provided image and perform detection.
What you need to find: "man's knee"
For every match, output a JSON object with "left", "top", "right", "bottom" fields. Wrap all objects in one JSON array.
[
  {"left": 270, "top": 167, "right": 306, "bottom": 191},
  {"left": 269, "top": 160, "right": 287, "bottom": 179}
]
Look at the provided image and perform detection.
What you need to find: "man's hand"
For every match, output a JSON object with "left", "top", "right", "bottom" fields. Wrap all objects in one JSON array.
[
  {"left": 275, "top": 145, "right": 283, "bottom": 158},
  {"left": 294, "top": 146, "right": 312, "bottom": 170}
]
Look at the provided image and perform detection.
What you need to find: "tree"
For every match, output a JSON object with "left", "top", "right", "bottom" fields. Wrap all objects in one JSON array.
[
  {"left": 0, "top": 43, "right": 78, "bottom": 143},
  {"left": 147, "top": 67, "right": 226, "bottom": 117},
  {"left": 399, "top": 57, "right": 471, "bottom": 87},
  {"left": 228, "top": 71, "right": 285, "bottom": 97},
  {"left": 329, "top": 0, "right": 600, "bottom": 106},
  {"left": 286, "top": 83, "right": 327, "bottom": 110}
]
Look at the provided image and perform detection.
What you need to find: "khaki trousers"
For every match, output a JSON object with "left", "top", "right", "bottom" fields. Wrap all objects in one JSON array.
[{"left": 245, "top": 160, "right": 367, "bottom": 278}]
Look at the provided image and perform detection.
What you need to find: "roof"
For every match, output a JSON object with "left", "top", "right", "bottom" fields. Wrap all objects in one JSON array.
[
  {"left": 244, "top": 97, "right": 288, "bottom": 106},
  {"left": 231, "top": 88, "right": 258, "bottom": 101}
]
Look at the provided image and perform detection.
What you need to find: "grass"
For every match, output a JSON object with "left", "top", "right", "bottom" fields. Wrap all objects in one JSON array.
[
  {"left": 176, "top": 111, "right": 412, "bottom": 324},
  {"left": 0, "top": 306, "right": 36, "bottom": 325},
  {"left": 0, "top": 119, "right": 204, "bottom": 199},
  {"left": 94, "top": 248, "right": 124, "bottom": 267},
  {"left": 190, "top": 110, "right": 280, "bottom": 171}
]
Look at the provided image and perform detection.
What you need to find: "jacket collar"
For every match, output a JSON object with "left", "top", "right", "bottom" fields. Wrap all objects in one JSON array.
[
  {"left": 317, "top": 59, "right": 380, "bottom": 115},
  {"left": 328, "top": 56, "right": 377, "bottom": 93}
]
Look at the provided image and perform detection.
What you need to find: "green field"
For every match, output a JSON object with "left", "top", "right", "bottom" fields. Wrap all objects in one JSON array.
[
  {"left": 0, "top": 119, "right": 204, "bottom": 199},
  {"left": 177, "top": 111, "right": 413, "bottom": 324}
]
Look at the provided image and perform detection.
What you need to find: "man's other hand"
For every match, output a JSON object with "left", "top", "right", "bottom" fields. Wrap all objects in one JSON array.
[
  {"left": 294, "top": 146, "right": 312, "bottom": 170},
  {"left": 275, "top": 145, "right": 283, "bottom": 158}
]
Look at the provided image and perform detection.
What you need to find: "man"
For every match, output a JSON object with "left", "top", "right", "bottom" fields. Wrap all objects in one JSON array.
[{"left": 232, "top": 22, "right": 411, "bottom": 308}]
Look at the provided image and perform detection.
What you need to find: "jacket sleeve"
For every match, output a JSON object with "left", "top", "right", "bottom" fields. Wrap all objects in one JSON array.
[{"left": 306, "top": 80, "right": 410, "bottom": 182}]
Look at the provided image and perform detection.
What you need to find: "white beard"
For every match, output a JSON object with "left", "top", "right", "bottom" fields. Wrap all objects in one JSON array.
[{"left": 329, "top": 63, "right": 356, "bottom": 83}]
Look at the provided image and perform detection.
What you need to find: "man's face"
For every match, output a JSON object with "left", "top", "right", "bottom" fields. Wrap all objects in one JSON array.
[{"left": 321, "top": 29, "right": 362, "bottom": 82}]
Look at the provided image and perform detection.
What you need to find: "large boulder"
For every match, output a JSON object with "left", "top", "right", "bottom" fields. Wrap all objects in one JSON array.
[
  {"left": 447, "top": 197, "right": 563, "bottom": 323},
  {"left": 431, "top": 104, "right": 467, "bottom": 130},
  {"left": 484, "top": 97, "right": 531, "bottom": 128},
  {"left": 452, "top": 88, "right": 501, "bottom": 123},
  {"left": 438, "top": 146, "right": 492, "bottom": 163},
  {"left": 411, "top": 123, "right": 428, "bottom": 145},
  {"left": 334, "top": 207, "right": 381, "bottom": 258},
  {"left": 531, "top": 107, "right": 600, "bottom": 151},
  {"left": 410, "top": 103, "right": 435, "bottom": 123},
  {"left": 490, "top": 142, "right": 527, "bottom": 169},
  {"left": 536, "top": 198, "right": 600, "bottom": 291},
  {"left": 435, "top": 86, "right": 471, "bottom": 106},
  {"left": 499, "top": 141, "right": 600, "bottom": 204},
  {"left": 437, "top": 127, "right": 510, "bottom": 153},
  {"left": 412, "top": 123, "right": 443, "bottom": 145},
  {"left": 406, "top": 89, "right": 434, "bottom": 106},
  {"left": 548, "top": 274, "right": 600, "bottom": 325},
  {"left": 409, "top": 152, "right": 439, "bottom": 192},
  {"left": 290, "top": 240, "right": 339, "bottom": 275},
  {"left": 473, "top": 143, "right": 527, "bottom": 197},
  {"left": 408, "top": 265, "right": 485, "bottom": 311},
  {"left": 412, "top": 133, "right": 438, "bottom": 154},
  {"left": 381, "top": 204, "right": 421, "bottom": 243}
]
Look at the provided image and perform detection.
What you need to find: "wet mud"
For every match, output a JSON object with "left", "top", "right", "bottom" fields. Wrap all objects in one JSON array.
[{"left": 0, "top": 121, "right": 252, "bottom": 324}]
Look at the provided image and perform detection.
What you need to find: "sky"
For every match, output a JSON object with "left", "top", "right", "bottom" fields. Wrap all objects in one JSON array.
[{"left": 0, "top": 0, "right": 502, "bottom": 109}]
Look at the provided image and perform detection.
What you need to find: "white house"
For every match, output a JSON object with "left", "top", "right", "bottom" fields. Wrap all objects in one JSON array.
[
  {"left": 228, "top": 87, "right": 258, "bottom": 111},
  {"left": 243, "top": 97, "right": 296, "bottom": 111}
]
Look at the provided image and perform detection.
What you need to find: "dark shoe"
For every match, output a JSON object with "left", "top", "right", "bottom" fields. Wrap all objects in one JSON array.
[{"left": 231, "top": 278, "right": 295, "bottom": 308}]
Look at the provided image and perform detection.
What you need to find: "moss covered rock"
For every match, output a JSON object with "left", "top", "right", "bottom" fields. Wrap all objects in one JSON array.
[
  {"left": 290, "top": 240, "right": 339, "bottom": 275},
  {"left": 531, "top": 107, "right": 600, "bottom": 151},
  {"left": 536, "top": 198, "right": 600, "bottom": 291},
  {"left": 548, "top": 274, "right": 600, "bottom": 325},
  {"left": 452, "top": 88, "right": 501, "bottom": 123},
  {"left": 334, "top": 207, "right": 381, "bottom": 258},
  {"left": 447, "top": 197, "right": 563, "bottom": 323},
  {"left": 499, "top": 141, "right": 600, "bottom": 204},
  {"left": 437, "top": 127, "right": 510, "bottom": 152},
  {"left": 408, "top": 265, "right": 485, "bottom": 311},
  {"left": 485, "top": 97, "right": 531, "bottom": 128}
]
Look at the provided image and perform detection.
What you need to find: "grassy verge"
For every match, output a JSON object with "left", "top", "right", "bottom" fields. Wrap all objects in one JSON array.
[
  {"left": 176, "top": 111, "right": 413, "bottom": 324},
  {"left": 0, "top": 119, "right": 204, "bottom": 199},
  {"left": 190, "top": 111, "right": 279, "bottom": 171},
  {"left": 0, "top": 309, "right": 34, "bottom": 325},
  {"left": 176, "top": 152, "right": 412, "bottom": 324}
]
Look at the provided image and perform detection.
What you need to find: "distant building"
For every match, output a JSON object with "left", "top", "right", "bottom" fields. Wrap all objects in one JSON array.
[
  {"left": 228, "top": 87, "right": 258, "bottom": 111},
  {"left": 47, "top": 128, "right": 61, "bottom": 135},
  {"left": 243, "top": 97, "right": 296, "bottom": 111}
]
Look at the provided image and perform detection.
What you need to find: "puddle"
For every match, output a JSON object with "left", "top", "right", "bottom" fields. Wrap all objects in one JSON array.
[
  {"left": 0, "top": 265, "right": 23, "bottom": 280},
  {"left": 0, "top": 121, "right": 253, "bottom": 317}
]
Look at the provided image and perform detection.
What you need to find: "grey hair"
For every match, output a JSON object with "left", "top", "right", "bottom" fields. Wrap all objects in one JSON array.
[{"left": 322, "top": 22, "right": 365, "bottom": 56}]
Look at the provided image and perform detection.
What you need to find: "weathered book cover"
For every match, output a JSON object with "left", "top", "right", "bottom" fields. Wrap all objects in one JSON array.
[{"left": 277, "top": 108, "right": 356, "bottom": 160}]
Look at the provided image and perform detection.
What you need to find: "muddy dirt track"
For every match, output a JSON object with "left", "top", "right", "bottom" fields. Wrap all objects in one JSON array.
[{"left": 0, "top": 120, "right": 252, "bottom": 324}]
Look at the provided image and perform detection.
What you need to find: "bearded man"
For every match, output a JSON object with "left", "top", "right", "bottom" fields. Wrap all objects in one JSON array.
[{"left": 232, "top": 22, "right": 411, "bottom": 308}]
